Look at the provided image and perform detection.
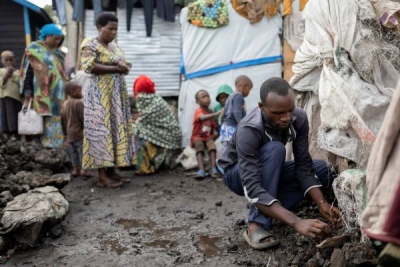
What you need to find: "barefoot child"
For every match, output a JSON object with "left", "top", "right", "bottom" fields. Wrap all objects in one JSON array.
[
  {"left": 190, "top": 90, "right": 220, "bottom": 179},
  {"left": 60, "top": 81, "right": 93, "bottom": 178}
]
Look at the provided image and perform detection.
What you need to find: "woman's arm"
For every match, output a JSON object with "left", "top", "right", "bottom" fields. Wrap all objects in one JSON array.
[{"left": 81, "top": 44, "right": 129, "bottom": 75}]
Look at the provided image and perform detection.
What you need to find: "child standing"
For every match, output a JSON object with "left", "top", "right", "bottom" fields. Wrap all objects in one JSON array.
[
  {"left": 60, "top": 81, "right": 93, "bottom": 178},
  {"left": 191, "top": 90, "right": 221, "bottom": 179},
  {"left": 0, "top": 51, "right": 22, "bottom": 138},
  {"left": 213, "top": 84, "right": 233, "bottom": 131},
  {"left": 220, "top": 75, "right": 253, "bottom": 147}
]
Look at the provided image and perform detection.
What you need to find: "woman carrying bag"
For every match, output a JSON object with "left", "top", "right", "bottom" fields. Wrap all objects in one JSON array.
[{"left": 21, "top": 24, "right": 68, "bottom": 147}]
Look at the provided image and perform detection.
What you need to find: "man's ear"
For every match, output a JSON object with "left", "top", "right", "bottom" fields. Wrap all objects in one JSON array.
[{"left": 258, "top": 101, "right": 264, "bottom": 110}]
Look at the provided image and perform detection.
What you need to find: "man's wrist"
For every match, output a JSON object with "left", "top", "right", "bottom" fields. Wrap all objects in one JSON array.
[{"left": 288, "top": 216, "right": 301, "bottom": 228}]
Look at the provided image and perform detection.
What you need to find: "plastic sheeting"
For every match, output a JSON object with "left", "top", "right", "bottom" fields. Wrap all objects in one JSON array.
[{"left": 178, "top": 2, "right": 282, "bottom": 147}]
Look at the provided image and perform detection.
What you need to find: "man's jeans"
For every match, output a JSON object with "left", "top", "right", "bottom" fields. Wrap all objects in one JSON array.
[{"left": 223, "top": 141, "right": 335, "bottom": 230}]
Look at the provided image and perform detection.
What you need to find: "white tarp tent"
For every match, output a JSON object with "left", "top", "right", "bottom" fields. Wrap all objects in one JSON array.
[{"left": 178, "top": 2, "right": 283, "bottom": 147}]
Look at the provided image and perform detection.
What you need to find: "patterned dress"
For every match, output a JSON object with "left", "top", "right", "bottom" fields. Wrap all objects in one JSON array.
[
  {"left": 133, "top": 93, "right": 182, "bottom": 174},
  {"left": 80, "top": 37, "right": 135, "bottom": 170},
  {"left": 23, "top": 41, "right": 68, "bottom": 148}
]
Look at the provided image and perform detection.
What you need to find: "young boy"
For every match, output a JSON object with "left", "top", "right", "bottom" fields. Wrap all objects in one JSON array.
[
  {"left": 220, "top": 75, "right": 253, "bottom": 147},
  {"left": 60, "top": 81, "right": 93, "bottom": 178},
  {"left": 191, "top": 90, "right": 221, "bottom": 179},
  {"left": 0, "top": 51, "right": 21, "bottom": 139},
  {"left": 213, "top": 84, "right": 233, "bottom": 130}
]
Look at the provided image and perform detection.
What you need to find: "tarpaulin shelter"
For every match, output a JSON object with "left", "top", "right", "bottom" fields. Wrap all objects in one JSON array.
[{"left": 178, "top": 1, "right": 283, "bottom": 147}]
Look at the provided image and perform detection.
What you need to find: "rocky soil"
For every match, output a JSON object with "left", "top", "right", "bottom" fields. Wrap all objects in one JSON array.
[{"left": 0, "top": 138, "right": 379, "bottom": 266}]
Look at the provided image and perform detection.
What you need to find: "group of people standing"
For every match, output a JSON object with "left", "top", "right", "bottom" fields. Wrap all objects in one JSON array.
[
  {"left": 0, "top": 10, "right": 350, "bottom": 254},
  {"left": 0, "top": 13, "right": 182, "bottom": 188}
]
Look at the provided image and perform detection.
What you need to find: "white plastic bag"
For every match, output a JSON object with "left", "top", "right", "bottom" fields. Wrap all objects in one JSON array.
[{"left": 18, "top": 99, "right": 43, "bottom": 135}]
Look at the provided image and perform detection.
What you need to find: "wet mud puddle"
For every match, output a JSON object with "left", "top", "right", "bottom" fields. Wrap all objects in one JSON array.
[
  {"left": 99, "top": 238, "right": 128, "bottom": 255},
  {"left": 197, "top": 235, "right": 223, "bottom": 257}
]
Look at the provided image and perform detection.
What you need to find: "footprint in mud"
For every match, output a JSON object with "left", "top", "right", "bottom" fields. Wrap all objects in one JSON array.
[
  {"left": 99, "top": 238, "right": 128, "bottom": 255},
  {"left": 197, "top": 235, "right": 223, "bottom": 257},
  {"left": 144, "top": 240, "right": 178, "bottom": 250},
  {"left": 115, "top": 218, "right": 156, "bottom": 230}
]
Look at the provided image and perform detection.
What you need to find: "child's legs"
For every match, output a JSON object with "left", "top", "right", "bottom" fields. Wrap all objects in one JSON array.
[
  {"left": 193, "top": 140, "right": 206, "bottom": 170},
  {"left": 205, "top": 138, "right": 217, "bottom": 168},
  {"left": 74, "top": 140, "right": 83, "bottom": 168},
  {"left": 68, "top": 141, "right": 81, "bottom": 168}
]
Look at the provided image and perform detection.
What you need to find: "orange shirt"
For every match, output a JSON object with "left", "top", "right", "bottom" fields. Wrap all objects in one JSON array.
[{"left": 190, "top": 107, "right": 217, "bottom": 146}]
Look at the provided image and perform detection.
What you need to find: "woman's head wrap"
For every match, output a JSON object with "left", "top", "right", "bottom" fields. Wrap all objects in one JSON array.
[
  {"left": 1, "top": 50, "right": 14, "bottom": 58},
  {"left": 133, "top": 75, "right": 156, "bottom": 98},
  {"left": 39, "top": 24, "right": 63, "bottom": 40}
]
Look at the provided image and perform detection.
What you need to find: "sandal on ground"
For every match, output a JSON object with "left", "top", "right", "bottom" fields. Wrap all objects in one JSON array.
[
  {"left": 194, "top": 169, "right": 208, "bottom": 180},
  {"left": 242, "top": 228, "right": 280, "bottom": 250},
  {"left": 96, "top": 180, "right": 123, "bottom": 188},
  {"left": 210, "top": 167, "right": 221, "bottom": 179}
]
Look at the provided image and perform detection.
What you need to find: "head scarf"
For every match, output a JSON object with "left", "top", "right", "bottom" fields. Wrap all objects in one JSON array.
[
  {"left": 39, "top": 24, "right": 63, "bottom": 40},
  {"left": 133, "top": 75, "right": 156, "bottom": 98},
  {"left": 1, "top": 50, "right": 14, "bottom": 58}
]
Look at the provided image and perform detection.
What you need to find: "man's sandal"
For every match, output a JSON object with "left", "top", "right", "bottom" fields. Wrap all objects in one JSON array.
[{"left": 242, "top": 228, "right": 280, "bottom": 250}]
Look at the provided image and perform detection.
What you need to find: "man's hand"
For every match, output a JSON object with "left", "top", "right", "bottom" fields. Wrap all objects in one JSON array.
[
  {"left": 292, "top": 218, "right": 332, "bottom": 238},
  {"left": 319, "top": 202, "right": 342, "bottom": 227}
]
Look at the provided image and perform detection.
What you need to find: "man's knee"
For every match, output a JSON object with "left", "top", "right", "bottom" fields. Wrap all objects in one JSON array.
[{"left": 258, "top": 141, "right": 286, "bottom": 162}]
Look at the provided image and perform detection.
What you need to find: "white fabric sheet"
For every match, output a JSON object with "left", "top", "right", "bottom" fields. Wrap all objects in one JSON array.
[{"left": 178, "top": 2, "right": 283, "bottom": 147}]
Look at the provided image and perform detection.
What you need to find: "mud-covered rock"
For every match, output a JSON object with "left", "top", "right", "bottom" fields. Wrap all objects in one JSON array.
[
  {"left": 0, "top": 236, "right": 4, "bottom": 251},
  {"left": 22, "top": 161, "right": 42, "bottom": 172},
  {"left": 0, "top": 191, "right": 13, "bottom": 202},
  {"left": 0, "top": 179, "right": 23, "bottom": 197},
  {"left": 0, "top": 198, "right": 7, "bottom": 208},
  {"left": 10, "top": 171, "right": 70, "bottom": 189},
  {"left": 5, "top": 142, "right": 20, "bottom": 155},
  {"left": 34, "top": 149, "right": 67, "bottom": 172},
  {"left": 0, "top": 186, "right": 69, "bottom": 247},
  {"left": 330, "top": 248, "right": 345, "bottom": 267}
]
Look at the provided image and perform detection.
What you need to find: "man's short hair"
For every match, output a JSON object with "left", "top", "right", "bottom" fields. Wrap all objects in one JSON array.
[{"left": 260, "top": 77, "right": 291, "bottom": 104}]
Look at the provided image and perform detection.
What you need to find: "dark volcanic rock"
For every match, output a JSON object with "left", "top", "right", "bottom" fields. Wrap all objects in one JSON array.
[
  {"left": 0, "top": 180, "right": 23, "bottom": 197},
  {"left": 0, "top": 191, "right": 13, "bottom": 202},
  {"left": 10, "top": 171, "right": 71, "bottom": 189},
  {"left": 5, "top": 142, "right": 20, "bottom": 155}
]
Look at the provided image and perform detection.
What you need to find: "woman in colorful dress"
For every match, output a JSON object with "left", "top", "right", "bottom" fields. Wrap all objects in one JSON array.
[
  {"left": 81, "top": 12, "right": 135, "bottom": 188},
  {"left": 22, "top": 24, "right": 68, "bottom": 147},
  {"left": 133, "top": 75, "right": 182, "bottom": 174}
]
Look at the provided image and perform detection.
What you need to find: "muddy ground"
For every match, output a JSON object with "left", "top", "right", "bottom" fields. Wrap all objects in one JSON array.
[{"left": 4, "top": 167, "right": 378, "bottom": 267}]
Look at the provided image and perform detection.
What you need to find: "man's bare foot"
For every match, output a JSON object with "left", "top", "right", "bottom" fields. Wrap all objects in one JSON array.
[{"left": 248, "top": 222, "right": 277, "bottom": 243}]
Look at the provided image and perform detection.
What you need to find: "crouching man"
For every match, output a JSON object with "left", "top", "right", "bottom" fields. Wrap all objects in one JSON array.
[{"left": 218, "top": 77, "right": 341, "bottom": 249}]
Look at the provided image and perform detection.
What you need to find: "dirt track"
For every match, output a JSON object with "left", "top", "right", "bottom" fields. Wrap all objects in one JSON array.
[{"left": 6, "top": 168, "right": 377, "bottom": 267}]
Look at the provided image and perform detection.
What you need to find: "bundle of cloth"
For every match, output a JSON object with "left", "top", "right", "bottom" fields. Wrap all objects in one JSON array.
[
  {"left": 361, "top": 81, "right": 400, "bottom": 247},
  {"left": 289, "top": 0, "right": 400, "bottom": 167}
]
